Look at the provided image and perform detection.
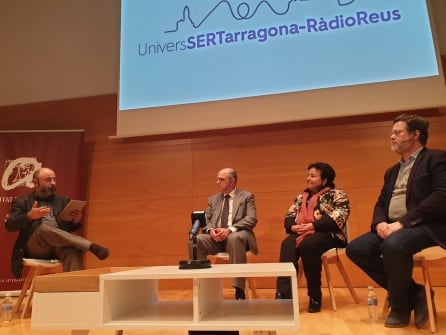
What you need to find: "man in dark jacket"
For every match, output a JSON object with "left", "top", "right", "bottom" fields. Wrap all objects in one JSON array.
[
  {"left": 5, "top": 167, "right": 109, "bottom": 278},
  {"left": 347, "top": 114, "right": 446, "bottom": 329}
]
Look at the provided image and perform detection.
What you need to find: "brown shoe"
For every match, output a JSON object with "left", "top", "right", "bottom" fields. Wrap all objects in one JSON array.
[{"left": 89, "top": 243, "right": 110, "bottom": 260}]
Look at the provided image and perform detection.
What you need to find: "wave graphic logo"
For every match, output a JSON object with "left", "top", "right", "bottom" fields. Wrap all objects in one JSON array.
[
  {"left": 165, "top": 0, "right": 357, "bottom": 33},
  {"left": 165, "top": 0, "right": 300, "bottom": 33}
]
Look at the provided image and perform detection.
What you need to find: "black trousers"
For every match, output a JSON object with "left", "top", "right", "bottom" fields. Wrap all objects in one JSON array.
[
  {"left": 346, "top": 226, "right": 436, "bottom": 316},
  {"left": 276, "top": 232, "right": 336, "bottom": 300}
]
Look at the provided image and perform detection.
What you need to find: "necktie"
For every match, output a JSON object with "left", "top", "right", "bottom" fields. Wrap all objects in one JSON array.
[{"left": 220, "top": 194, "right": 230, "bottom": 228}]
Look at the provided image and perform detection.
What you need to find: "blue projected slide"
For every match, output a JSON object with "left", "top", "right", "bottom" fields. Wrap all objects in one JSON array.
[{"left": 119, "top": 0, "right": 438, "bottom": 111}]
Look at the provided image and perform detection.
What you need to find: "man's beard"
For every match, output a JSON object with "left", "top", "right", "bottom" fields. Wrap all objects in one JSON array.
[
  {"left": 41, "top": 186, "right": 56, "bottom": 197},
  {"left": 390, "top": 143, "right": 402, "bottom": 155}
]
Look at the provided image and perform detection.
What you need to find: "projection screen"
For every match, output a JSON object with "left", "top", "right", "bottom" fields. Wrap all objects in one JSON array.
[{"left": 116, "top": 0, "right": 446, "bottom": 138}]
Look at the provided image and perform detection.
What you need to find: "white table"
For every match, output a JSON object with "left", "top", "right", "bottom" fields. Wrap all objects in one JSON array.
[{"left": 31, "top": 263, "right": 299, "bottom": 334}]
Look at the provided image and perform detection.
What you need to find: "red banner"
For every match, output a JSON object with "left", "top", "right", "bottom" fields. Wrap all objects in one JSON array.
[{"left": 0, "top": 131, "right": 84, "bottom": 291}]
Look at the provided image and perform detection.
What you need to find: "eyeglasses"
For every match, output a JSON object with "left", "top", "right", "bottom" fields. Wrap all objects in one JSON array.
[{"left": 390, "top": 129, "right": 408, "bottom": 136}]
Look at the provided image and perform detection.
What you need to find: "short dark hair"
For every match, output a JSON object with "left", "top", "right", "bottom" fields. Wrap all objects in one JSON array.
[
  {"left": 307, "top": 162, "right": 336, "bottom": 188},
  {"left": 393, "top": 113, "right": 429, "bottom": 145}
]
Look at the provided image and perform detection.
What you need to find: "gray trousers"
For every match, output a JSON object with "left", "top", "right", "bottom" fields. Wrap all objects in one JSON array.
[
  {"left": 189, "top": 230, "right": 251, "bottom": 289},
  {"left": 26, "top": 224, "right": 91, "bottom": 272}
]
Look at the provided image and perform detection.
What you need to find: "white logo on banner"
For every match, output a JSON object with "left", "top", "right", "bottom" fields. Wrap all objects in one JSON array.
[{"left": 1, "top": 158, "right": 42, "bottom": 191}]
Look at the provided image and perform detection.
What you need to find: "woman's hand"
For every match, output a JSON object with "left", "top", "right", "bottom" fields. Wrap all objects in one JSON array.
[{"left": 296, "top": 223, "right": 314, "bottom": 234}]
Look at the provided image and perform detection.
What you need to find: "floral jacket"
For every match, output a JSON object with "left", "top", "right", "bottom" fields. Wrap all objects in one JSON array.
[{"left": 284, "top": 188, "right": 350, "bottom": 247}]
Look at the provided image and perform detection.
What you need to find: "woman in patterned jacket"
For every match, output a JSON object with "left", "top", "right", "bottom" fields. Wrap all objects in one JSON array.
[{"left": 275, "top": 162, "right": 350, "bottom": 313}]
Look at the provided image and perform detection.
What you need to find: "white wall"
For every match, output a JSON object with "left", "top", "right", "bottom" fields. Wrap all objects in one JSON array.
[
  {"left": 0, "top": 0, "right": 120, "bottom": 106},
  {"left": 0, "top": 0, "right": 445, "bottom": 107}
]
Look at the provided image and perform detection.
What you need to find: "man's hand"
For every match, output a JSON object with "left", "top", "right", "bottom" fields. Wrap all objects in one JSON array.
[
  {"left": 376, "top": 221, "right": 404, "bottom": 239},
  {"left": 210, "top": 227, "right": 231, "bottom": 242},
  {"left": 385, "top": 221, "right": 404, "bottom": 236},
  {"left": 27, "top": 201, "right": 50, "bottom": 220},
  {"left": 70, "top": 209, "right": 82, "bottom": 223}
]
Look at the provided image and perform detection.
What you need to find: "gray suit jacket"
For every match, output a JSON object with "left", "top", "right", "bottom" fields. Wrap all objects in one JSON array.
[{"left": 204, "top": 189, "right": 258, "bottom": 254}]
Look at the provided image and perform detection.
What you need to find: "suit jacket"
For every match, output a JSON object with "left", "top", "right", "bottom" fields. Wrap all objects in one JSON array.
[
  {"left": 5, "top": 192, "right": 82, "bottom": 278},
  {"left": 204, "top": 189, "right": 258, "bottom": 254},
  {"left": 371, "top": 148, "right": 446, "bottom": 247}
]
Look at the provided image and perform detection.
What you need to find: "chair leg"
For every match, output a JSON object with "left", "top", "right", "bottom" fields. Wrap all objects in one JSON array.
[
  {"left": 421, "top": 259, "right": 436, "bottom": 332},
  {"left": 432, "top": 294, "right": 438, "bottom": 322},
  {"left": 335, "top": 258, "right": 360, "bottom": 304},
  {"left": 14, "top": 266, "right": 37, "bottom": 314},
  {"left": 322, "top": 255, "right": 337, "bottom": 311},
  {"left": 380, "top": 294, "right": 389, "bottom": 320},
  {"left": 21, "top": 266, "right": 43, "bottom": 319},
  {"left": 246, "top": 277, "right": 257, "bottom": 299},
  {"left": 297, "top": 259, "right": 304, "bottom": 283}
]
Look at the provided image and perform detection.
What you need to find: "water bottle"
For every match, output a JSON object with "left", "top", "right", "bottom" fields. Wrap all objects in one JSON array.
[
  {"left": 367, "top": 286, "right": 378, "bottom": 320},
  {"left": 1, "top": 293, "right": 13, "bottom": 324}
]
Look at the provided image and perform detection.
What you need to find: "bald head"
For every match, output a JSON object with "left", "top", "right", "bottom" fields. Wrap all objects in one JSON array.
[{"left": 216, "top": 168, "right": 238, "bottom": 194}]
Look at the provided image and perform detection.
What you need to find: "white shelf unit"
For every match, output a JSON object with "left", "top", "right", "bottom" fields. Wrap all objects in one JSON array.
[{"left": 100, "top": 263, "right": 299, "bottom": 331}]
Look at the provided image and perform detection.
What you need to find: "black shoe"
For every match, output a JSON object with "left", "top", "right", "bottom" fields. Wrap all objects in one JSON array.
[
  {"left": 275, "top": 291, "right": 292, "bottom": 299},
  {"left": 235, "top": 287, "right": 245, "bottom": 300},
  {"left": 89, "top": 243, "right": 110, "bottom": 260},
  {"left": 308, "top": 298, "right": 321, "bottom": 313},
  {"left": 413, "top": 287, "right": 433, "bottom": 329},
  {"left": 384, "top": 310, "right": 410, "bottom": 328}
]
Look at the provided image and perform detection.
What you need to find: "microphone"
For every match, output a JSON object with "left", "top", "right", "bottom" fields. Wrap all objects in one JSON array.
[
  {"left": 179, "top": 210, "right": 211, "bottom": 269},
  {"left": 189, "top": 219, "right": 202, "bottom": 240},
  {"left": 398, "top": 134, "right": 415, "bottom": 145}
]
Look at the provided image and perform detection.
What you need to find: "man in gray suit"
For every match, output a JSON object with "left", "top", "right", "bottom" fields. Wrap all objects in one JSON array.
[
  {"left": 347, "top": 114, "right": 446, "bottom": 329},
  {"left": 190, "top": 167, "right": 258, "bottom": 300}
]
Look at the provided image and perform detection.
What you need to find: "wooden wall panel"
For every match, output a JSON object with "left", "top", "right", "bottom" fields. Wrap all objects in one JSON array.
[{"left": 1, "top": 92, "right": 446, "bottom": 290}]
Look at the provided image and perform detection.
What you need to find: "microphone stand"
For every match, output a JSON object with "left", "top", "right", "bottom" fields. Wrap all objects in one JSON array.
[{"left": 179, "top": 233, "right": 211, "bottom": 269}]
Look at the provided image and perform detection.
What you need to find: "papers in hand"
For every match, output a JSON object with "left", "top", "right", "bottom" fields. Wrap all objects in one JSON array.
[{"left": 58, "top": 200, "right": 87, "bottom": 221}]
